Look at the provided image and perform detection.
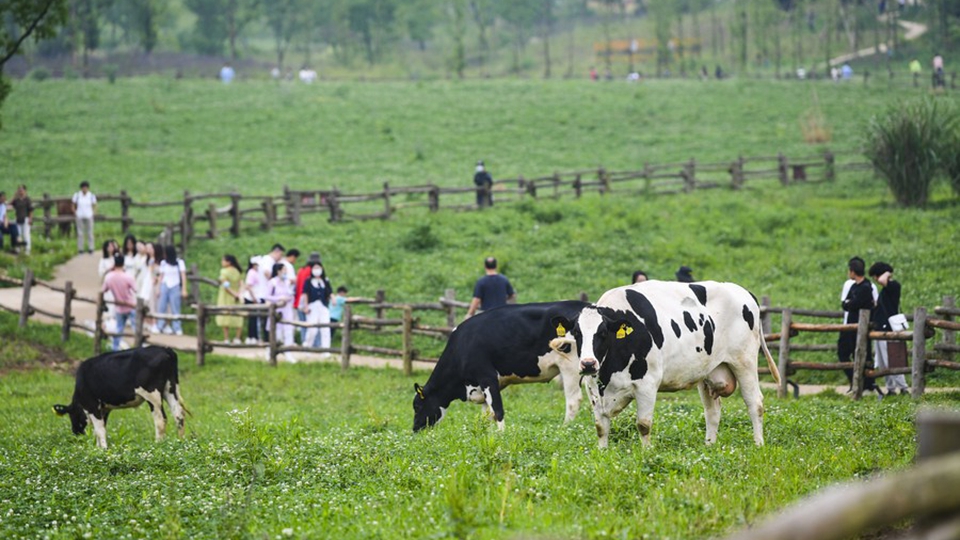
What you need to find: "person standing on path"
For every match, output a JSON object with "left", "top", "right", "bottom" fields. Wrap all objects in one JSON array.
[
  {"left": 243, "top": 257, "right": 264, "bottom": 344},
  {"left": 216, "top": 254, "right": 245, "bottom": 344},
  {"left": 72, "top": 181, "right": 97, "bottom": 254},
  {"left": 300, "top": 260, "right": 332, "bottom": 353},
  {"left": 869, "top": 262, "right": 909, "bottom": 396},
  {"left": 11, "top": 185, "right": 32, "bottom": 255},
  {"left": 0, "top": 191, "right": 19, "bottom": 254},
  {"left": 102, "top": 254, "right": 138, "bottom": 351},
  {"left": 838, "top": 256, "right": 881, "bottom": 397},
  {"left": 265, "top": 263, "right": 296, "bottom": 360},
  {"left": 156, "top": 245, "right": 187, "bottom": 336},
  {"left": 466, "top": 257, "right": 515, "bottom": 319},
  {"left": 473, "top": 160, "right": 493, "bottom": 208}
]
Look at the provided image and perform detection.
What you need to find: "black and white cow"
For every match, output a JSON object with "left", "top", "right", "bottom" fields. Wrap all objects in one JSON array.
[
  {"left": 550, "top": 281, "right": 780, "bottom": 448},
  {"left": 413, "top": 301, "right": 589, "bottom": 432},
  {"left": 54, "top": 347, "right": 187, "bottom": 448}
]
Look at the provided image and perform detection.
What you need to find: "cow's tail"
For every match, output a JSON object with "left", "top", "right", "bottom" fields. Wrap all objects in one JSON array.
[
  {"left": 758, "top": 326, "right": 781, "bottom": 386},
  {"left": 167, "top": 348, "right": 193, "bottom": 417}
]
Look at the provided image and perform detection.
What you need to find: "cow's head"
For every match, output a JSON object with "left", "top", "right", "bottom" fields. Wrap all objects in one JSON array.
[
  {"left": 561, "top": 306, "right": 645, "bottom": 377},
  {"left": 412, "top": 383, "right": 444, "bottom": 432},
  {"left": 53, "top": 403, "right": 87, "bottom": 435},
  {"left": 549, "top": 316, "right": 581, "bottom": 361}
]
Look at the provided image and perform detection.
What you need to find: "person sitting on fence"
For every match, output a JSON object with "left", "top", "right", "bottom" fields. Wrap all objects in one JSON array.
[
  {"left": 217, "top": 254, "right": 245, "bottom": 344},
  {"left": 156, "top": 245, "right": 187, "bottom": 336},
  {"left": 299, "top": 260, "right": 332, "bottom": 354},
  {"left": 869, "top": 262, "right": 909, "bottom": 397},
  {"left": 839, "top": 256, "right": 882, "bottom": 397},
  {"left": 265, "top": 262, "right": 296, "bottom": 361},
  {"left": 11, "top": 185, "right": 31, "bottom": 255},
  {"left": 474, "top": 161, "right": 494, "bottom": 208},
  {"left": 0, "top": 191, "right": 19, "bottom": 254},
  {"left": 102, "top": 254, "right": 137, "bottom": 351},
  {"left": 243, "top": 257, "right": 265, "bottom": 345}
]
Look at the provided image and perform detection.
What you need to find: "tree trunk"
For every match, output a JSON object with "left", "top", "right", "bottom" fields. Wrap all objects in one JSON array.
[{"left": 542, "top": 0, "right": 552, "bottom": 78}]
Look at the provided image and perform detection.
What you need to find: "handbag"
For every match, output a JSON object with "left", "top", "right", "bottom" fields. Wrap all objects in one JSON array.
[
  {"left": 887, "top": 340, "right": 908, "bottom": 369},
  {"left": 888, "top": 313, "right": 909, "bottom": 331}
]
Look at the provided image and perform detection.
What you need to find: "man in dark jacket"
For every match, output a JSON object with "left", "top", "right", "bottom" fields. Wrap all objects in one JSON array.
[
  {"left": 869, "top": 261, "right": 909, "bottom": 395},
  {"left": 474, "top": 160, "right": 493, "bottom": 208},
  {"left": 838, "top": 256, "right": 880, "bottom": 395}
]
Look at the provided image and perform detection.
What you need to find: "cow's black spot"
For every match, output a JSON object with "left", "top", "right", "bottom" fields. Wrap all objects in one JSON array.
[
  {"left": 629, "top": 358, "right": 648, "bottom": 380},
  {"left": 596, "top": 306, "right": 651, "bottom": 391},
  {"left": 703, "top": 316, "right": 715, "bottom": 355},
  {"left": 742, "top": 304, "right": 755, "bottom": 331},
  {"left": 699, "top": 313, "right": 705, "bottom": 327},
  {"left": 625, "top": 290, "right": 664, "bottom": 349},
  {"left": 671, "top": 320, "right": 681, "bottom": 338},
  {"left": 696, "top": 346, "right": 702, "bottom": 353},
  {"left": 683, "top": 312, "right": 697, "bottom": 332},
  {"left": 689, "top": 284, "right": 707, "bottom": 306}
]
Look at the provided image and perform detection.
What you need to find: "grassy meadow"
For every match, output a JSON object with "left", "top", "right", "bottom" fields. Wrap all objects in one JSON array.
[
  {"left": 0, "top": 77, "right": 958, "bottom": 538},
  {"left": 0, "top": 311, "right": 952, "bottom": 540}
]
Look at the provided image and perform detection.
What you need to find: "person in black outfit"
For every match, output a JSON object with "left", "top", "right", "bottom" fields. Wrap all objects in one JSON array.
[
  {"left": 869, "top": 262, "right": 909, "bottom": 395},
  {"left": 473, "top": 160, "right": 493, "bottom": 208},
  {"left": 838, "top": 257, "right": 881, "bottom": 396},
  {"left": 675, "top": 265, "right": 695, "bottom": 283},
  {"left": 466, "top": 257, "right": 515, "bottom": 319}
]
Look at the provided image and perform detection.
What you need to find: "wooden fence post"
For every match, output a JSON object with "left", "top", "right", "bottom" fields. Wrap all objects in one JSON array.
[
  {"left": 402, "top": 306, "right": 413, "bottom": 376},
  {"left": 189, "top": 263, "right": 200, "bottom": 306},
  {"left": 777, "top": 153, "right": 789, "bottom": 186},
  {"left": 682, "top": 158, "right": 696, "bottom": 192},
  {"left": 824, "top": 151, "right": 835, "bottom": 182},
  {"left": 573, "top": 174, "right": 582, "bottom": 198},
  {"left": 327, "top": 191, "right": 342, "bottom": 223},
  {"left": 525, "top": 176, "right": 537, "bottom": 199},
  {"left": 598, "top": 166, "right": 609, "bottom": 194},
  {"left": 42, "top": 193, "right": 53, "bottom": 239},
  {"left": 917, "top": 409, "right": 960, "bottom": 460},
  {"left": 262, "top": 198, "right": 275, "bottom": 231},
  {"left": 553, "top": 172, "right": 561, "bottom": 198},
  {"left": 61, "top": 280, "right": 74, "bottom": 342},
  {"left": 643, "top": 163, "right": 652, "bottom": 193},
  {"left": 179, "top": 214, "right": 189, "bottom": 257},
  {"left": 230, "top": 192, "right": 241, "bottom": 237},
  {"left": 268, "top": 302, "right": 278, "bottom": 367},
  {"left": 291, "top": 191, "right": 303, "bottom": 226},
  {"left": 340, "top": 304, "right": 352, "bottom": 372},
  {"left": 428, "top": 186, "right": 439, "bottom": 212},
  {"left": 207, "top": 203, "right": 218, "bottom": 239},
  {"left": 183, "top": 191, "right": 193, "bottom": 241},
  {"left": 852, "top": 308, "right": 871, "bottom": 401},
  {"left": 374, "top": 289, "right": 385, "bottom": 327},
  {"left": 731, "top": 156, "right": 745, "bottom": 190},
  {"left": 94, "top": 291, "right": 104, "bottom": 356},
  {"left": 444, "top": 289, "right": 457, "bottom": 328},
  {"left": 134, "top": 298, "right": 146, "bottom": 348},
  {"left": 777, "top": 309, "right": 792, "bottom": 399},
  {"left": 382, "top": 181, "right": 391, "bottom": 218},
  {"left": 19, "top": 268, "right": 34, "bottom": 329},
  {"left": 912, "top": 307, "right": 928, "bottom": 399},
  {"left": 196, "top": 303, "right": 206, "bottom": 366},
  {"left": 120, "top": 190, "right": 131, "bottom": 234},
  {"left": 760, "top": 295, "right": 772, "bottom": 335},
  {"left": 942, "top": 296, "right": 956, "bottom": 364}
]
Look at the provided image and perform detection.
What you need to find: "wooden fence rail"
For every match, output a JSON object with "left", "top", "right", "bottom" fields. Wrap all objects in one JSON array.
[
  {"left": 38, "top": 151, "right": 858, "bottom": 254},
  {"left": 4, "top": 272, "right": 957, "bottom": 395}
]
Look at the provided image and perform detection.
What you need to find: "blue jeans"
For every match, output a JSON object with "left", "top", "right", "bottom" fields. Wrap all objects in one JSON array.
[
  {"left": 156, "top": 283, "right": 182, "bottom": 333},
  {"left": 114, "top": 311, "right": 136, "bottom": 351}
]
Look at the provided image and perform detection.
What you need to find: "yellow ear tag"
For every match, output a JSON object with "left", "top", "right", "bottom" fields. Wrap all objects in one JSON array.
[
  {"left": 416, "top": 387, "right": 425, "bottom": 399},
  {"left": 616, "top": 324, "right": 633, "bottom": 339},
  {"left": 556, "top": 324, "right": 566, "bottom": 337}
]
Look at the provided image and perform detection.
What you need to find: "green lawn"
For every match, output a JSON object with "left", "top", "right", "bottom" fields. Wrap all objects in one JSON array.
[{"left": 0, "top": 311, "right": 946, "bottom": 540}]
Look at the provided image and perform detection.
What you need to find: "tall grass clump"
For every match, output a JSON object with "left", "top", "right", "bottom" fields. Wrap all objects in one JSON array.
[{"left": 863, "top": 98, "right": 959, "bottom": 207}]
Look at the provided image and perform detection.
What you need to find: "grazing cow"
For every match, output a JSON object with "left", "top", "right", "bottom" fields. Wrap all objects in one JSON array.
[
  {"left": 413, "top": 301, "right": 589, "bottom": 432},
  {"left": 550, "top": 281, "right": 780, "bottom": 448},
  {"left": 56, "top": 199, "right": 74, "bottom": 237},
  {"left": 53, "top": 347, "right": 187, "bottom": 448}
]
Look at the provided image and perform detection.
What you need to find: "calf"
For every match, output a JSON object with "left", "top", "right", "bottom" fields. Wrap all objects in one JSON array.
[
  {"left": 413, "top": 301, "right": 589, "bottom": 432},
  {"left": 54, "top": 347, "right": 187, "bottom": 448},
  {"left": 550, "top": 281, "right": 780, "bottom": 448}
]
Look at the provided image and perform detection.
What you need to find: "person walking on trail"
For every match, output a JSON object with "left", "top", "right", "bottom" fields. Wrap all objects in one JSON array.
[
  {"left": 466, "top": 257, "right": 515, "bottom": 319},
  {"left": 12, "top": 185, "right": 32, "bottom": 255},
  {"left": 102, "top": 254, "right": 137, "bottom": 351},
  {"left": 217, "top": 254, "right": 245, "bottom": 344},
  {"left": 265, "top": 262, "right": 296, "bottom": 361},
  {"left": 156, "top": 245, "right": 187, "bottom": 336},
  {"left": 299, "top": 259, "right": 332, "bottom": 354},
  {"left": 869, "top": 262, "right": 909, "bottom": 396},
  {"left": 838, "top": 256, "right": 881, "bottom": 398},
  {"left": 474, "top": 160, "right": 494, "bottom": 208},
  {"left": 72, "top": 181, "right": 97, "bottom": 254},
  {"left": 0, "top": 191, "right": 19, "bottom": 254}
]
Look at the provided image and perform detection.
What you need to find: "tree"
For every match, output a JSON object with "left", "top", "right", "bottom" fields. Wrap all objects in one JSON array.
[
  {"left": 348, "top": 0, "right": 397, "bottom": 65},
  {"left": 124, "top": 0, "right": 164, "bottom": 54},
  {"left": 1, "top": 0, "right": 68, "bottom": 128},
  {"left": 185, "top": 0, "right": 228, "bottom": 55},
  {"left": 446, "top": 0, "right": 466, "bottom": 78},
  {"left": 468, "top": 0, "right": 493, "bottom": 75},
  {"left": 497, "top": 0, "right": 538, "bottom": 75},
  {"left": 398, "top": 0, "right": 438, "bottom": 50},
  {"left": 263, "top": 0, "right": 301, "bottom": 71},
  {"left": 540, "top": 0, "right": 555, "bottom": 78}
]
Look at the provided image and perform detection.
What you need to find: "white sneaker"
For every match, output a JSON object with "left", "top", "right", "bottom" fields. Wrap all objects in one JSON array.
[
  {"left": 149, "top": 325, "right": 160, "bottom": 334},
  {"left": 233, "top": 338, "right": 242, "bottom": 345},
  {"left": 175, "top": 330, "right": 183, "bottom": 336},
  {"left": 283, "top": 353, "right": 298, "bottom": 364},
  {"left": 319, "top": 352, "right": 331, "bottom": 360},
  {"left": 161, "top": 326, "right": 173, "bottom": 335}
]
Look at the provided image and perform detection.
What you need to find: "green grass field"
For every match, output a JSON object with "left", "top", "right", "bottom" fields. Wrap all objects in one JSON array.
[
  {"left": 0, "top": 311, "right": 950, "bottom": 540},
  {"left": 0, "top": 77, "right": 958, "bottom": 538}
]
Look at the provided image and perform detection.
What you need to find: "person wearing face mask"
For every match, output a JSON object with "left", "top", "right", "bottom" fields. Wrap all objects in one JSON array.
[
  {"left": 265, "top": 262, "right": 296, "bottom": 360},
  {"left": 300, "top": 260, "right": 332, "bottom": 354}
]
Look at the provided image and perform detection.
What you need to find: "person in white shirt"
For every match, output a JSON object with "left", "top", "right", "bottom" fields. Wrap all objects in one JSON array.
[
  {"left": 72, "top": 181, "right": 97, "bottom": 254},
  {"left": 156, "top": 244, "right": 187, "bottom": 335}
]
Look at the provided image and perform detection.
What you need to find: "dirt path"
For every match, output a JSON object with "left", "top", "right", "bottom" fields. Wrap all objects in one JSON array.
[
  {"left": 828, "top": 17, "right": 927, "bottom": 67},
  {"left": 0, "top": 254, "right": 437, "bottom": 372}
]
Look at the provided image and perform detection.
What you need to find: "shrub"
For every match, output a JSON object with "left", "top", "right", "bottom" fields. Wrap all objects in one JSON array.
[
  {"left": 863, "top": 98, "right": 959, "bottom": 207},
  {"left": 29, "top": 67, "right": 51, "bottom": 82},
  {"left": 103, "top": 64, "right": 119, "bottom": 84}
]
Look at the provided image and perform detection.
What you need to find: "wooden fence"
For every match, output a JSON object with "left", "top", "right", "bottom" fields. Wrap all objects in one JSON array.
[
  {"left": 38, "top": 151, "right": 865, "bottom": 254},
  {"left": 3, "top": 268, "right": 957, "bottom": 396}
]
